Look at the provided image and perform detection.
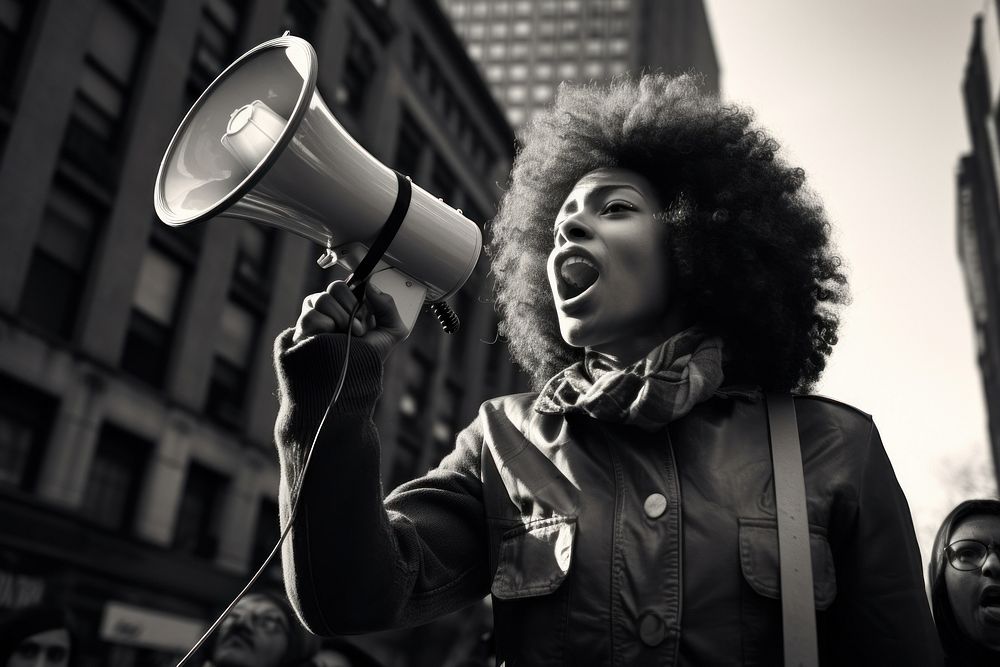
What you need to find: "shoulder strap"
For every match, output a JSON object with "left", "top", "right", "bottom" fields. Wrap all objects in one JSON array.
[{"left": 765, "top": 392, "right": 818, "bottom": 667}]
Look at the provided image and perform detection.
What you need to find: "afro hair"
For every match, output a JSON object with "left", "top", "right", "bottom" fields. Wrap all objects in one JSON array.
[{"left": 486, "top": 73, "right": 848, "bottom": 392}]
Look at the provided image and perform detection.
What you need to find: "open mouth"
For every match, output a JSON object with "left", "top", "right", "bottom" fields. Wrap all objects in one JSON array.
[
  {"left": 557, "top": 254, "right": 600, "bottom": 302},
  {"left": 981, "top": 587, "right": 1000, "bottom": 621}
]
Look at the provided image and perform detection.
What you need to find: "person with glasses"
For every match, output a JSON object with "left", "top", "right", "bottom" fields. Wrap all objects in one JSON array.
[
  {"left": 207, "top": 590, "right": 318, "bottom": 667},
  {"left": 930, "top": 498, "right": 1000, "bottom": 665},
  {"left": 0, "top": 606, "right": 74, "bottom": 667}
]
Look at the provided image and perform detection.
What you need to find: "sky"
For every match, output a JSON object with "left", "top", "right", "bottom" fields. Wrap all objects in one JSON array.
[{"left": 702, "top": 0, "right": 995, "bottom": 564}]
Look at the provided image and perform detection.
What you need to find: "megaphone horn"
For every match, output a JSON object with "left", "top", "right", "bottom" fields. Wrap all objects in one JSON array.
[{"left": 153, "top": 34, "right": 482, "bottom": 334}]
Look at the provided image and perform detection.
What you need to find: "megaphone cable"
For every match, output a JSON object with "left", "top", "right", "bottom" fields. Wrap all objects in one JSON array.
[{"left": 175, "top": 297, "right": 364, "bottom": 667}]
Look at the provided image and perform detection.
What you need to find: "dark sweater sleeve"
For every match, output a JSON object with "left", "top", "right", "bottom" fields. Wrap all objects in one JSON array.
[
  {"left": 273, "top": 329, "right": 490, "bottom": 635},
  {"left": 823, "top": 421, "right": 944, "bottom": 666}
]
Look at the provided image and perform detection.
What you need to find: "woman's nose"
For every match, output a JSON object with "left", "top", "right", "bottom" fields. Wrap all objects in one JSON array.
[
  {"left": 555, "top": 216, "right": 594, "bottom": 244},
  {"left": 983, "top": 550, "right": 1000, "bottom": 578}
]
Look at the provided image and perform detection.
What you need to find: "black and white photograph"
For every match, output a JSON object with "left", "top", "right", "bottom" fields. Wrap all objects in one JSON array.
[{"left": 0, "top": 1, "right": 990, "bottom": 665}]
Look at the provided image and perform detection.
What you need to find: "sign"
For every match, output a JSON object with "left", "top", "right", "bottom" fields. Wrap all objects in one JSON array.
[
  {"left": 0, "top": 568, "right": 45, "bottom": 609},
  {"left": 99, "top": 601, "right": 205, "bottom": 652}
]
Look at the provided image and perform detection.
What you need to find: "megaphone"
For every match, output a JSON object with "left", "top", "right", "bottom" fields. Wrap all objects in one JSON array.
[{"left": 153, "top": 34, "right": 482, "bottom": 333}]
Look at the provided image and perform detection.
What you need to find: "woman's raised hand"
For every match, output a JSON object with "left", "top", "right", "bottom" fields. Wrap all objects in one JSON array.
[{"left": 292, "top": 280, "right": 408, "bottom": 361}]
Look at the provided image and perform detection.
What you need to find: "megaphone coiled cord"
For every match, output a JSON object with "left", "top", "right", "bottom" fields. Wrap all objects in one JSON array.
[
  {"left": 426, "top": 301, "right": 460, "bottom": 334},
  {"left": 175, "top": 297, "right": 364, "bottom": 667}
]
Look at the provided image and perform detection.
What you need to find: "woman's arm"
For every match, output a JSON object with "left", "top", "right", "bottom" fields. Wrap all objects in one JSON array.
[
  {"left": 823, "top": 422, "right": 944, "bottom": 665},
  {"left": 273, "top": 328, "right": 490, "bottom": 635}
]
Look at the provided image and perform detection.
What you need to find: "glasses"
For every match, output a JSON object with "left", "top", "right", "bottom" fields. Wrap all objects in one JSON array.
[
  {"left": 946, "top": 539, "right": 1000, "bottom": 571},
  {"left": 223, "top": 608, "right": 289, "bottom": 635}
]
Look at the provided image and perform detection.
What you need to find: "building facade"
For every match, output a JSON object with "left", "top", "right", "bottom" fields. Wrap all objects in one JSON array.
[
  {"left": 438, "top": 0, "right": 719, "bottom": 130},
  {"left": 0, "top": 0, "right": 520, "bottom": 664},
  {"left": 959, "top": 4, "right": 1000, "bottom": 484}
]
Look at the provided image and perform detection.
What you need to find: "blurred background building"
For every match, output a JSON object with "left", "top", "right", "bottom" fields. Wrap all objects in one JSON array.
[
  {"left": 0, "top": 0, "right": 520, "bottom": 664},
  {"left": 959, "top": 2, "right": 1000, "bottom": 485},
  {"left": 438, "top": 0, "right": 718, "bottom": 130}
]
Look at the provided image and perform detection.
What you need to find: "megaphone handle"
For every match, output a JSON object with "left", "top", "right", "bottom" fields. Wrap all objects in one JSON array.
[{"left": 346, "top": 170, "right": 412, "bottom": 292}]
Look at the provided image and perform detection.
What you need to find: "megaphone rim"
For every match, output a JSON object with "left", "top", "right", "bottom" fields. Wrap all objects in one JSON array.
[{"left": 153, "top": 34, "right": 319, "bottom": 227}]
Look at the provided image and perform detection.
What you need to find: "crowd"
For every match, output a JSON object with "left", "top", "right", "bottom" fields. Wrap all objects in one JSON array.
[{"left": 0, "top": 502, "right": 996, "bottom": 666}]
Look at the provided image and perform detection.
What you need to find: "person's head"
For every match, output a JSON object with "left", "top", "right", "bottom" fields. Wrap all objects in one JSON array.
[
  {"left": 930, "top": 499, "right": 1000, "bottom": 662},
  {"left": 488, "top": 73, "right": 848, "bottom": 388},
  {"left": 0, "top": 606, "right": 74, "bottom": 667},
  {"left": 213, "top": 591, "right": 318, "bottom": 667}
]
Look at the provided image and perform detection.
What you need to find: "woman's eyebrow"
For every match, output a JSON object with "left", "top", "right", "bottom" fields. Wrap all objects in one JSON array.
[{"left": 582, "top": 183, "right": 644, "bottom": 208}]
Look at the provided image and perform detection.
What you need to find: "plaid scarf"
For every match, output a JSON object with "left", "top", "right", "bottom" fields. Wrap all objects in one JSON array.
[{"left": 534, "top": 327, "right": 725, "bottom": 431}]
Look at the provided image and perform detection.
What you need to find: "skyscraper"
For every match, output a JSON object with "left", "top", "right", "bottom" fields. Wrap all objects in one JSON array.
[
  {"left": 439, "top": 0, "right": 719, "bottom": 130},
  {"left": 958, "top": 4, "right": 1000, "bottom": 483}
]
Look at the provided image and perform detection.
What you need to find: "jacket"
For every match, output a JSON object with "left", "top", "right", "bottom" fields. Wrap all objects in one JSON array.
[{"left": 273, "top": 332, "right": 943, "bottom": 666}]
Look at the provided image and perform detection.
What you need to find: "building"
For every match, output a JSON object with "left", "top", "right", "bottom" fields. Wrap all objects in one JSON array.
[
  {"left": 959, "top": 4, "right": 1000, "bottom": 484},
  {"left": 438, "top": 0, "right": 719, "bottom": 130},
  {"left": 0, "top": 0, "right": 520, "bottom": 663}
]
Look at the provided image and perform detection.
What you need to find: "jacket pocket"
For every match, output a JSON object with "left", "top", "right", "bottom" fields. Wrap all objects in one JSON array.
[
  {"left": 738, "top": 517, "right": 837, "bottom": 609},
  {"left": 491, "top": 516, "right": 576, "bottom": 600}
]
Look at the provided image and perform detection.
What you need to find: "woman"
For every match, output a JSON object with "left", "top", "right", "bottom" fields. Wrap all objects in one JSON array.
[
  {"left": 930, "top": 499, "right": 1000, "bottom": 665},
  {"left": 274, "top": 74, "right": 941, "bottom": 665}
]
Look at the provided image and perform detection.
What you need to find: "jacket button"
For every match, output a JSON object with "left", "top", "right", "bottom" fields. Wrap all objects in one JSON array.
[
  {"left": 639, "top": 611, "right": 666, "bottom": 646},
  {"left": 643, "top": 493, "right": 668, "bottom": 519}
]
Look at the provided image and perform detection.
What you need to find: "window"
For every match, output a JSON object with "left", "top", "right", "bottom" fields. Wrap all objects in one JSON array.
[
  {"left": 468, "top": 43, "right": 482, "bottom": 59},
  {"left": 251, "top": 498, "right": 280, "bottom": 569},
  {"left": 433, "top": 381, "right": 463, "bottom": 449},
  {"left": 507, "top": 85, "right": 526, "bottom": 104},
  {"left": 507, "top": 107, "right": 526, "bottom": 127},
  {"left": 533, "top": 84, "right": 553, "bottom": 103},
  {"left": 187, "top": 0, "right": 243, "bottom": 102},
  {"left": 610, "top": 37, "right": 629, "bottom": 55},
  {"left": 508, "top": 64, "right": 527, "bottom": 81},
  {"left": 233, "top": 225, "right": 274, "bottom": 287},
  {"left": 535, "top": 63, "right": 553, "bottom": 78},
  {"left": 485, "top": 64, "right": 504, "bottom": 83},
  {"left": 509, "top": 42, "right": 529, "bottom": 59},
  {"left": 467, "top": 22, "right": 485, "bottom": 39},
  {"left": 282, "top": 0, "right": 325, "bottom": 42},
  {"left": 205, "top": 299, "right": 258, "bottom": 427},
  {"left": 63, "top": 1, "right": 146, "bottom": 181},
  {"left": 0, "top": 0, "right": 39, "bottom": 111},
  {"left": 558, "top": 63, "right": 578, "bottom": 80},
  {"left": 610, "top": 60, "right": 628, "bottom": 75},
  {"left": 470, "top": 1, "right": 487, "bottom": 18},
  {"left": 173, "top": 462, "right": 228, "bottom": 559},
  {"left": 80, "top": 424, "right": 150, "bottom": 532},
  {"left": 19, "top": 177, "right": 106, "bottom": 338},
  {"left": 391, "top": 352, "right": 433, "bottom": 488},
  {"left": 121, "top": 246, "right": 186, "bottom": 387},
  {"left": 487, "top": 43, "right": 506, "bottom": 59},
  {"left": 584, "top": 62, "right": 604, "bottom": 79},
  {"left": 0, "top": 376, "right": 57, "bottom": 492},
  {"left": 489, "top": 22, "right": 507, "bottom": 38},
  {"left": 585, "top": 38, "right": 603, "bottom": 56},
  {"left": 393, "top": 110, "right": 424, "bottom": 179},
  {"left": 559, "top": 40, "right": 580, "bottom": 56},
  {"left": 514, "top": 0, "right": 532, "bottom": 15},
  {"left": 336, "top": 29, "right": 376, "bottom": 116},
  {"left": 539, "top": 21, "right": 556, "bottom": 37},
  {"left": 429, "top": 156, "right": 456, "bottom": 202}
]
